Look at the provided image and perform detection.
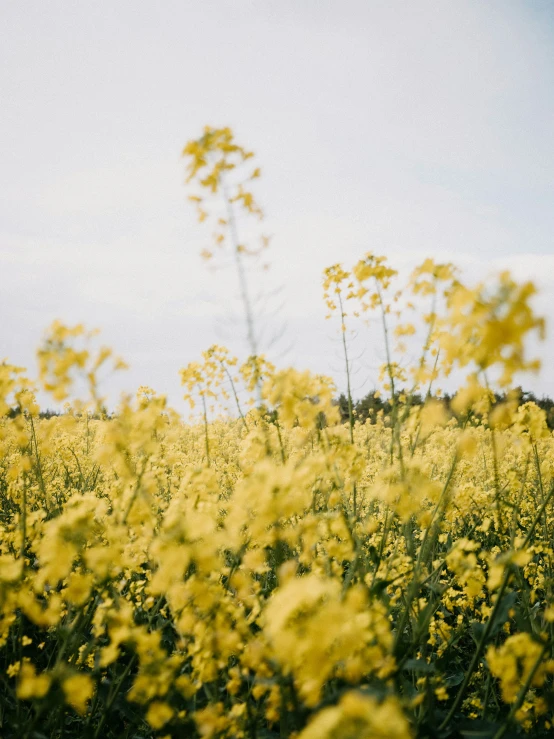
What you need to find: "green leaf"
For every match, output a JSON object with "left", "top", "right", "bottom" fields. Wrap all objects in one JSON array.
[
  {"left": 444, "top": 671, "right": 464, "bottom": 687},
  {"left": 369, "top": 578, "right": 394, "bottom": 596},
  {"left": 403, "top": 658, "right": 436, "bottom": 674}
]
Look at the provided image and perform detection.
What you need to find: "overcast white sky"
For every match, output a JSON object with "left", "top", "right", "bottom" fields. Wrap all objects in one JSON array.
[{"left": 2, "top": 1, "right": 554, "bottom": 411}]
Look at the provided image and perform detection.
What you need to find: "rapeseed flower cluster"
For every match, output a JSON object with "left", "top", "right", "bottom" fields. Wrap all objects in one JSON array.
[{"left": 0, "top": 127, "right": 552, "bottom": 738}]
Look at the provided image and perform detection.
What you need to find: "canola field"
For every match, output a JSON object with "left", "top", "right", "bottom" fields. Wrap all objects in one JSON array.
[{"left": 1, "top": 128, "right": 554, "bottom": 738}]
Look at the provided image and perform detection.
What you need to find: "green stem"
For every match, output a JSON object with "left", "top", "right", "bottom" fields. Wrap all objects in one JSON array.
[
  {"left": 122, "top": 457, "right": 148, "bottom": 524},
  {"left": 376, "top": 284, "right": 403, "bottom": 472},
  {"left": 491, "top": 643, "right": 548, "bottom": 739},
  {"left": 221, "top": 178, "right": 258, "bottom": 360},
  {"left": 202, "top": 394, "right": 211, "bottom": 467},
  {"left": 221, "top": 361, "right": 249, "bottom": 431},
  {"left": 91, "top": 654, "right": 138, "bottom": 739},
  {"left": 439, "top": 569, "right": 511, "bottom": 730},
  {"left": 91, "top": 595, "right": 165, "bottom": 738},
  {"left": 20, "top": 474, "right": 27, "bottom": 561},
  {"left": 28, "top": 414, "right": 47, "bottom": 502},
  {"left": 337, "top": 292, "right": 354, "bottom": 446}
]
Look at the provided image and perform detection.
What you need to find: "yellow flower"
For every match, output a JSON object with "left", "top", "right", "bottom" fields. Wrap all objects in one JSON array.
[
  {"left": 297, "top": 691, "right": 412, "bottom": 739},
  {"left": 63, "top": 571, "right": 94, "bottom": 606},
  {"left": 440, "top": 272, "right": 544, "bottom": 387},
  {"left": 262, "top": 368, "right": 338, "bottom": 430},
  {"left": 146, "top": 701, "right": 174, "bottom": 730},
  {"left": 487, "top": 633, "right": 546, "bottom": 704},
  {"left": 16, "top": 662, "right": 51, "bottom": 700},
  {"left": 263, "top": 576, "right": 394, "bottom": 706},
  {"left": 62, "top": 673, "right": 94, "bottom": 715}
]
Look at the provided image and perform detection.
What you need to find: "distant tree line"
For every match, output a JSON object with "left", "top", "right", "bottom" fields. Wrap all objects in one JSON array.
[
  {"left": 4, "top": 391, "right": 554, "bottom": 430},
  {"left": 335, "top": 388, "right": 554, "bottom": 430},
  {"left": 4, "top": 407, "right": 110, "bottom": 420}
]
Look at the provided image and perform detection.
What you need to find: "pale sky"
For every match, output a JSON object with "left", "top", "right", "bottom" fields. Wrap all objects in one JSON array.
[{"left": 2, "top": 1, "right": 554, "bottom": 411}]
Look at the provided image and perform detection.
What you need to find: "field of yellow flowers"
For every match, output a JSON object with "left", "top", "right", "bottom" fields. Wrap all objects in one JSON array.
[{"left": 1, "top": 128, "right": 554, "bottom": 738}]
